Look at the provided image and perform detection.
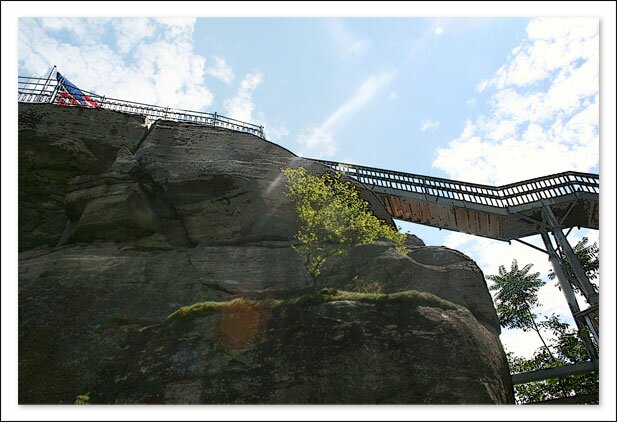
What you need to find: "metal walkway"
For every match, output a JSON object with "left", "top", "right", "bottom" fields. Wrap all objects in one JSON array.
[{"left": 315, "top": 160, "right": 599, "bottom": 242}]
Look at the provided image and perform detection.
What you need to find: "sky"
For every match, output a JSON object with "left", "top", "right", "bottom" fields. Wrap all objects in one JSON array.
[{"left": 3, "top": 2, "right": 617, "bottom": 421}]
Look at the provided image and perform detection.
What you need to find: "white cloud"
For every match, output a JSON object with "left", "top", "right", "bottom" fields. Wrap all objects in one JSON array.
[
  {"left": 483, "top": 18, "right": 598, "bottom": 91},
  {"left": 223, "top": 70, "right": 263, "bottom": 122},
  {"left": 296, "top": 127, "right": 336, "bottom": 158},
  {"left": 420, "top": 119, "right": 440, "bottom": 132},
  {"left": 112, "top": 18, "right": 156, "bottom": 54},
  {"left": 154, "top": 17, "right": 196, "bottom": 40},
  {"left": 206, "top": 56, "right": 235, "bottom": 84},
  {"left": 262, "top": 122, "right": 289, "bottom": 142},
  {"left": 326, "top": 19, "right": 370, "bottom": 57},
  {"left": 500, "top": 329, "right": 545, "bottom": 358},
  {"left": 466, "top": 97, "right": 476, "bottom": 107},
  {"left": 324, "top": 71, "right": 395, "bottom": 130},
  {"left": 296, "top": 71, "right": 395, "bottom": 159},
  {"left": 433, "top": 17, "right": 598, "bottom": 185},
  {"left": 38, "top": 17, "right": 111, "bottom": 45},
  {"left": 434, "top": 26, "right": 444, "bottom": 35},
  {"left": 19, "top": 18, "right": 215, "bottom": 111}
]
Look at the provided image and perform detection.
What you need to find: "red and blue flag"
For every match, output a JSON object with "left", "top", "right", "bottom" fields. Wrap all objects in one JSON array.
[{"left": 55, "top": 72, "right": 100, "bottom": 108}]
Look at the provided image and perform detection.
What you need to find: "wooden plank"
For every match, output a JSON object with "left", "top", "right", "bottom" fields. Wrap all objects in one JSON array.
[
  {"left": 396, "top": 197, "right": 411, "bottom": 220},
  {"left": 446, "top": 207, "right": 457, "bottom": 230},
  {"left": 382, "top": 194, "right": 396, "bottom": 217},
  {"left": 476, "top": 212, "right": 489, "bottom": 237},
  {"left": 466, "top": 210, "right": 479, "bottom": 235},
  {"left": 455, "top": 208, "right": 469, "bottom": 233},
  {"left": 418, "top": 201, "right": 431, "bottom": 224},
  {"left": 427, "top": 203, "right": 442, "bottom": 227},
  {"left": 489, "top": 213, "right": 501, "bottom": 239},
  {"left": 435, "top": 206, "right": 450, "bottom": 229},
  {"left": 390, "top": 196, "right": 404, "bottom": 218},
  {"left": 409, "top": 199, "right": 422, "bottom": 222}
]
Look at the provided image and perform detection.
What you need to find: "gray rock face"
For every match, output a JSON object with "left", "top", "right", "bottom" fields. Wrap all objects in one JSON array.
[
  {"left": 17, "top": 103, "right": 514, "bottom": 404},
  {"left": 91, "top": 299, "right": 510, "bottom": 404},
  {"left": 320, "top": 242, "right": 501, "bottom": 332},
  {"left": 19, "top": 104, "right": 148, "bottom": 250}
]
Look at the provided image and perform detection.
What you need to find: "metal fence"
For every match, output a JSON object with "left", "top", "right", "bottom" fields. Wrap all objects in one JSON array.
[
  {"left": 18, "top": 74, "right": 265, "bottom": 138},
  {"left": 316, "top": 159, "right": 599, "bottom": 209}
]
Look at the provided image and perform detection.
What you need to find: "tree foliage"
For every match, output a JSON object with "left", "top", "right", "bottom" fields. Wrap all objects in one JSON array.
[
  {"left": 489, "top": 252, "right": 600, "bottom": 404},
  {"left": 507, "top": 315, "right": 598, "bottom": 404},
  {"left": 548, "top": 236, "right": 599, "bottom": 295},
  {"left": 282, "top": 167, "right": 407, "bottom": 282},
  {"left": 487, "top": 259, "right": 545, "bottom": 332}
]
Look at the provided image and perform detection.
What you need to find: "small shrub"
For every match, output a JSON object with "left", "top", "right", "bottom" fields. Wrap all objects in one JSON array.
[
  {"left": 282, "top": 167, "right": 407, "bottom": 283},
  {"left": 74, "top": 392, "right": 90, "bottom": 405}
]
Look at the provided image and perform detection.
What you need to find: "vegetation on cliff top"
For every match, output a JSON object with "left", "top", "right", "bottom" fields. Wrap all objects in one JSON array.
[{"left": 281, "top": 167, "right": 407, "bottom": 282}]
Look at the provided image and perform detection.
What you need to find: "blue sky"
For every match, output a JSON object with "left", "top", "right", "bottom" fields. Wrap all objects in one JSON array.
[
  {"left": 16, "top": 16, "right": 602, "bottom": 359},
  {"left": 3, "top": 2, "right": 617, "bottom": 420}
]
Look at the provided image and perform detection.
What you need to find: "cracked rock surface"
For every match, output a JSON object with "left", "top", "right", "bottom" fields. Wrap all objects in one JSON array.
[{"left": 18, "top": 103, "right": 514, "bottom": 404}]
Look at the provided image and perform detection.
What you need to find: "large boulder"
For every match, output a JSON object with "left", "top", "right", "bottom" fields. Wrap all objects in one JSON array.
[
  {"left": 19, "top": 104, "right": 148, "bottom": 250},
  {"left": 320, "top": 242, "right": 501, "bottom": 332},
  {"left": 17, "top": 104, "right": 514, "bottom": 404}
]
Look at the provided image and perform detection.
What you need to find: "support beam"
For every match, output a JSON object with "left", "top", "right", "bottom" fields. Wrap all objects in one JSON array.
[
  {"left": 511, "top": 360, "right": 596, "bottom": 385},
  {"left": 559, "top": 200, "right": 578, "bottom": 225},
  {"left": 513, "top": 238, "right": 548, "bottom": 255},
  {"left": 525, "top": 393, "right": 598, "bottom": 405},
  {"left": 541, "top": 231, "right": 598, "bottom": 361},
  {"left": 542, "top": 205, "right": 599, "bottom": 306}
]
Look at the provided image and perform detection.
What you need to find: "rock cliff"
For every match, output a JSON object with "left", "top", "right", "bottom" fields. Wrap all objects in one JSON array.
[{"left": 18, "top": 103, "right": 514, "bottom": 404}]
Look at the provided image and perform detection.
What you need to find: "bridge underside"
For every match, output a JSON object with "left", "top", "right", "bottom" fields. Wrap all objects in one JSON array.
[{"left": 375, "top": 190, "right": 598, "bottom": 241}]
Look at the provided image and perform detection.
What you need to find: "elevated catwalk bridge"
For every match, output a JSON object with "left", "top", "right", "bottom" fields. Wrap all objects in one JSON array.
[
  {"left": 315, "top": 160, "right": 599, "bottom": 242},
  {"left": 19, "top": 69, "right": 600, "bottom": 386}
]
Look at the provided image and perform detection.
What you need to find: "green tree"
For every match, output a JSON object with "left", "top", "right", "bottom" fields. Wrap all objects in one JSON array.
[
  {"left": 282, "top": 166, "right": 406, "bottom": 283},
  {"left": 507, "top": 315, "right": 598, "bottom": 404},
  {"left": 547, "top": 236, "right": 599, "bottom": 296},
  {"left": 487, "top": 260, "right": 555, "bottom": 359},
  {"left": 74, "top": 392, "right": 90, "bottom": 405}
]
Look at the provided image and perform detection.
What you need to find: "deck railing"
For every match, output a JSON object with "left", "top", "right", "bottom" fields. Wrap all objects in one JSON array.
[
  {"left": 315, "top": 159, "right": 599, "bottom": 209},
  {"left": 18, "top": 75, "right": 265, "bottom": 138}
]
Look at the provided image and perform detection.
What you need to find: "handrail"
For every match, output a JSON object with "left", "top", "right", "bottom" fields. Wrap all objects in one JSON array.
[
  {"left": 18, "top": 75, "right": 265, "bottom": 138},
  {"left": 314, "top": 159, "right": 599, "bottom": 209}
]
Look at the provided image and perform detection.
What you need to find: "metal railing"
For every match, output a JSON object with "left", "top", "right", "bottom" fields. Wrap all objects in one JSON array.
[
  {"left": 18, "top": 75, "right": 265, "bottom": 138},
  {"left": 316, "top": 159, "right": 599, "bottom": 209}
]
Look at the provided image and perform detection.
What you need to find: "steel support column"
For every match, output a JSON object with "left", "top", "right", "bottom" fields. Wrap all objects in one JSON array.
[
  {"left": 542, "top": 205, "right": 599, "bottom": 306},
  {"left": 540, "top": 231, "right": 598, "bottom": 362}
]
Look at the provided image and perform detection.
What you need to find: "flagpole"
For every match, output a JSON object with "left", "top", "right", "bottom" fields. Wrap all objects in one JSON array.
[
  {"left": 48, "top": 66, "right": 61, "bottom": 104},
  {"left": 40, "top": 65, "right": 56, "bottom": 103}
]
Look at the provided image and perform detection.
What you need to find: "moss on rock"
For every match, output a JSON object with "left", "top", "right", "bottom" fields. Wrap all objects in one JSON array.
[{"left": 166, "top": 288, "right": 457, "bottom": 322}]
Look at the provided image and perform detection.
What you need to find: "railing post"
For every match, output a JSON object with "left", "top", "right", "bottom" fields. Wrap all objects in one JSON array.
[
  {"left": 39, "top": 65, "right": 56, "bottom": 103},
  {"left": 260, "top": 125, "right": 264, "bottom": 138},
  {"left": 213, "top": 112, "right": 218, "bottom": 127}
]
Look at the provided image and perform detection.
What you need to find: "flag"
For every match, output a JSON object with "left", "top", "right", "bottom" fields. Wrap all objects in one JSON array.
[{"left": 55, "top": 72, "right": 100, "bottom": 108}]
